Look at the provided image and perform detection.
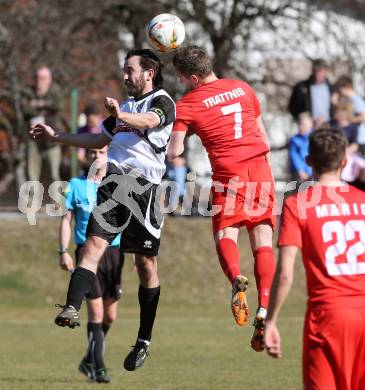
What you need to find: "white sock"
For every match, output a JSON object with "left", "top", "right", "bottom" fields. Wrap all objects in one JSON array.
[
  {"left": 256, "top": 307, "right": 267, "bottom": 319},
  {"left": 137, "top": 338, "right": 150, "bottom": 346}
]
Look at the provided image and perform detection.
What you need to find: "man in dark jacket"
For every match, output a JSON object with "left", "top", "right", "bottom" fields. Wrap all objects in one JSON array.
[{"left": 288, "top": 59, "right": 332, "bottom": 128}]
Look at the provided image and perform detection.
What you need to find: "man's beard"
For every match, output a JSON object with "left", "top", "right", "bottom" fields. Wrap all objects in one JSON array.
[{"left": 125, "top": 74, "right": 146, "bottom": 97}]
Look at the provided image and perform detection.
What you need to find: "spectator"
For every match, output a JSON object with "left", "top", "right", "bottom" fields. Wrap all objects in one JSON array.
[
  {"left": 333, "top": 76, "right": 365, "bottom": 158},
  {"left": 331, "top": 102, "right": 365, "bottom": 187},
  {"left": 331, "top": 102, "right": 358, "bottom": 145},
  {"left": 288, "top": 59, "right": 332, "bottom": 128},
  {"left": 22, "top": 66, "right": 63, "bottom": 183},
  {"left": 288, "top": 112, "right": 313, "bottom": 181},
  {"left": 333, "top": 76, "right": 365, "bottom": 124},
  {"left": 77, "top": 104, "right": 102, "bottom": 169}
]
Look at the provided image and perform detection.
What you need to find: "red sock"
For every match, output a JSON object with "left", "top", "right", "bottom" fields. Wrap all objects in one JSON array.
[
  {"left": 254, "top": 246, "right": 275, "bottom": 309},
  {"left": 216, "top": 238, "right": 241, "bottom": 284}
]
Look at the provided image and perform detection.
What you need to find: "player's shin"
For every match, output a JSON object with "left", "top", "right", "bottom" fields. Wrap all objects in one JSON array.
[
  {"left": 66, "top": 267, "right": 96, "bottom": 311},
  {"left": 253, "top": 246, "right": 275, "bottom": 309},
  {"left": 137, "top": 285, "right": 161, "bottom": 342},
  {"left": 251, "top": 246, "right": 274, "bottom": 352},
  {"left": 123, "top": 285, "right": 160, "bottom": 371},
  {"left": 88, "top": 322, "right": 106, "bottom": 370},
  {"left": 102, "top": 323, "right": 110, "bottom": 336},
  {"left": 216, "top": 238, "right": 241, "bottom": 284}
]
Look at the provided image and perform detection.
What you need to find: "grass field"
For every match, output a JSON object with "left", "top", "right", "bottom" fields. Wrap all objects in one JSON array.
[{"left": 0, "top": 216, "right": 307, "bottom": 390}]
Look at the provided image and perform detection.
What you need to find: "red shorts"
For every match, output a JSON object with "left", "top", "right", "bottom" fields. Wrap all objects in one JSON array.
[
  {"left": 303, "top": 307, "right": 365, "bottom": 390},
  {"left": 211, "top": 156, "right": 276, "bottom": 234}
]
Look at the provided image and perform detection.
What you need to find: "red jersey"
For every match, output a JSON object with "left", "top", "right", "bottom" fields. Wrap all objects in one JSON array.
[
  {"left": 278, "top": 184, "right": 365, "bottom": 308},
  {"left": 173, "top": 79, "right": 269, "bottom": 179}
]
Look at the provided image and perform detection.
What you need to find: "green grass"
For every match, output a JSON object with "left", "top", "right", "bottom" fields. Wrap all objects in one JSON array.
[{"left": 0, "top": 217, "right": 307, "bottom": 389}]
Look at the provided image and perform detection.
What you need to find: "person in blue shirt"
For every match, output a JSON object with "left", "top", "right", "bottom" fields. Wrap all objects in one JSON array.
[
  {"left": 58, "top": 145, "right": 124, "bottom": 383},
  {"left": 289, "top": 112, "right": 313, "bottom": 181}
]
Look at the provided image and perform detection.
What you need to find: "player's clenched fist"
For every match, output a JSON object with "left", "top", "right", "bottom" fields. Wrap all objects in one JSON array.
[
  {"left": 104, "top": 97, "right": 121, "bottom": 119},
  {"left": 59, "top": 252, "right": 74, "bottom": 272},
  {"left": 29, "top": 123, "right": 56, "bottom": 141},
  {"left": 264, "top": 321, "right": 282, "bottom": 358}
]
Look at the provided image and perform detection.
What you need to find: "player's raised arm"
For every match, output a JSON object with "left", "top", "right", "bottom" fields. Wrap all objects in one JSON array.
[
  {"left": 29, "top": 123, "right": 110, "bottom": 149},
  {"left": 104, "top": 95, "right": 175, "bottom": 130},
  {"left": 104, "top": 97, "right": 158, "bottom": 129},
  {"left": 264, "top": 245, "right": 298, "bottom": 358}
]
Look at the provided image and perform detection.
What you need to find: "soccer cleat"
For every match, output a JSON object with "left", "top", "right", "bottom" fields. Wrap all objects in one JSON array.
[
  {"left": 250, "top": 307, "right": 267, "bottom": 352},
  {"left": 54, "top": 304, "right": 80, "bottom": 328},
  {"left": 78, "top": 358, "right": 95, "bottom": 380},
  {"left": 123, "top": 340, "right": 150, "bottom": 371},
  {"left": 94, "top": 368, "right": 110, "bottom": 383},
  {"left": 231, "top": 275, "right": 249, "bottom": 326}
]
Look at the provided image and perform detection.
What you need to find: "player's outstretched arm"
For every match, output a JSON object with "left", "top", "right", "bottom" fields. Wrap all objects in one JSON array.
[
  {"left": 167, "top": 131, "right": 186, "bottom": 160},
  {"left": 29, "top": 123, "right": 110, "bottom": 149},
  {"left": 265, "top": 245, "right": 297, "bottom": 358}
]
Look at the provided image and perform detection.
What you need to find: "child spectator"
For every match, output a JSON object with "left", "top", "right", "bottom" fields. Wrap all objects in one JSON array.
[
  {"left": 331, "top": 102, "right": 365, "bottom": 187},
  {"left": 333, "top": 76, "right": 365, "bottom": 124},
  {"left": 289, "top": 112, "right": 313, "bottom": 181}
]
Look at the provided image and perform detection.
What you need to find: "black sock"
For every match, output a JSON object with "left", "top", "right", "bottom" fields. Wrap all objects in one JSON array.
[
  {"left": 137, "top": 285, "right": 160, "bottom": 342},
  {"left": 84, "top": 322, "right": 95, "bottom": 364},
  {"left": 66, "top": 268, "right": 96, "bottom": 311},
  {"left": 84, "top": 322, "right": 105, "bottom": 370},
  {"left": 102, "top": 323, "right": 111, "bottom": 337}
]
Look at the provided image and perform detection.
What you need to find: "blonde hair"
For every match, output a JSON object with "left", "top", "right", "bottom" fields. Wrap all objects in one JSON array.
[
  {"left": 297, "top": 112, "right": 313, "bottom": 123},
  {"left": 334, "top": 101, "right": 354, "bottom": 121}
]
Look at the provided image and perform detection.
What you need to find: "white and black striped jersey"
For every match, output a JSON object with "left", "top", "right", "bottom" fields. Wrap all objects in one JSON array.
[{"left": 102, "top": 88, "right": 175, "bottom": 184}]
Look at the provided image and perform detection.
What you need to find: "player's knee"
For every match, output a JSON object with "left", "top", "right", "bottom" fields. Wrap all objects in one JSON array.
[
  {"left": 248, "top": 223, "right": 273, "bottom": 249},
  {"left": 83, "top": 236, "right": 108, "bottom": 258},
  {"left": 135, "top": 255, "right": 157, "bottom": 282},
  {"left": 104, "top": 310, "right": 117, "bottom": 324},
  {"left": 137, "top": 255, "right": 157, "bottom": 269},
  {"left": 88, "top": 235, "right": 108, "bottom": 250},
  {"left": 89, "top": 305, "right": 104, "bottom": 323}
]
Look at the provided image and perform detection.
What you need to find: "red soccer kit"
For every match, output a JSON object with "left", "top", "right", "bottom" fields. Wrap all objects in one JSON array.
[
  {"left": 173, "top": 79, "right": 276, "bottom": 233},
  {"left": 278, "top": 184, "right": 365, "bottom": 390}
]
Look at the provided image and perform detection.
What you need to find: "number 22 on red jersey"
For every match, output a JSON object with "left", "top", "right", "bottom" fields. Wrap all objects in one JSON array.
[{"left": 322, "top": 220, "right": 365, "bottom": 276}]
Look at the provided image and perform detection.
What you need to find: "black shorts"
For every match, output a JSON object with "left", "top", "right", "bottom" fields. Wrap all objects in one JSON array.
[
  {"left": 75, "top": 244, "right": 124, "bottom": 300},
  {"left": 86, "top": 168, "right": 163, "bottom": 256}
]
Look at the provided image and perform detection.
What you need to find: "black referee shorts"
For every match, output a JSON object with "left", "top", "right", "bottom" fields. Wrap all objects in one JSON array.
[
  {"left": 86, "top": 168, "right": 163, "bottom": 257},
  {"left": 75, "top": 244, "right": 124, "bottom": 300}
]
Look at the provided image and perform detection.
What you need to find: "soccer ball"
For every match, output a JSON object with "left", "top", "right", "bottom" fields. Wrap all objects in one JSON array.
[{"left": 145, "top": 13, "right": 185, "bottom": 53}]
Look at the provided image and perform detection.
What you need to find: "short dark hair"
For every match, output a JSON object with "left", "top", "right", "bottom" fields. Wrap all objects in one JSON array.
[
  {"left": 335, "top": 75, "right": 353, "bottom": 89},
  {"left": 173, "top": 45, "right": 213, "bottom": 78},
  {"left": 125, "top": 49, "right": 164, "bottom": 87},
  {"left": 83, "top": 103, "right": 100, "bottom": 116},
  {"left": 309, "top": 128, "right": 348, "bottom": 174},
  {"left": 312, "top": 59, "right": 328, "bottom": 72}
]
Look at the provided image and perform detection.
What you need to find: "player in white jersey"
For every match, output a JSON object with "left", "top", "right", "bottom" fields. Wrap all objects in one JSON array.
[{"left": 30, "top": 49, "right": 175, "bottom": 371}]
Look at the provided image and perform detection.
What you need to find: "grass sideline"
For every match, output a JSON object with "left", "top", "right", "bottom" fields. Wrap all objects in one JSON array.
[{"left": 0, "top": 217, "right": 307, "bottom": 389}]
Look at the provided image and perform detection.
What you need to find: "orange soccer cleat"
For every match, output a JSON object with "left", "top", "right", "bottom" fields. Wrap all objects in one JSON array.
[{"left": 231, "top": 275, "right": 249, "bottom": 326}]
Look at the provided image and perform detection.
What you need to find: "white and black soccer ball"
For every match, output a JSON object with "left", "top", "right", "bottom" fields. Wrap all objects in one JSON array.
[{"left": 145, "top": 13, "right": 185, "bottom": 53}]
